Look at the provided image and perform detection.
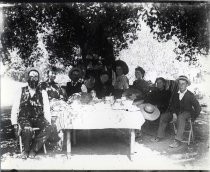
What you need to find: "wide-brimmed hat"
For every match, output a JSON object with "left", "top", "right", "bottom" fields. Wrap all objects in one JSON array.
[
  {"left": 68, "top": 67, "right": 82, "bottom": 79},
  {"left": 139, "top": 103, "right": 160, "bottom": 121},
  {"left": 114, "top": 60, "right": 129, "bottom": 75},
  {"left": 176, "top": 75, "right": 191, "bottom": 86},
  {"left": 25, "top": 67, "right": 41, "bottom": 81}
]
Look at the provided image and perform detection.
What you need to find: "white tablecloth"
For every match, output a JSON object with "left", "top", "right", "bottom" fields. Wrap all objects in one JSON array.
[{"left": 53, "top": 101, "right": 145, "bottom": 131}]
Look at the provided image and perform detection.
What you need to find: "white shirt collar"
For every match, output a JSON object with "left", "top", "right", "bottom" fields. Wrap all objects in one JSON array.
[{"left": 178, "top": 89, "right": 188, "bottom": 100}]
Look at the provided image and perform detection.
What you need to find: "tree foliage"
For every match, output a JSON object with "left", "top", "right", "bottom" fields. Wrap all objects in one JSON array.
[
  {"left": 143, "top": 2, "right": 209, "bottom": 64},
  {"left": 2, "top": 4, "right": 39, "bottom": 66},
  {"left": 1, "top": 3, "right": 142, "bottom": 68}
]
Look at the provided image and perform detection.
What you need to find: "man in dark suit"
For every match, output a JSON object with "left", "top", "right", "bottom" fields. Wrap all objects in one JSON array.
[
  {"left": 152, "top": 75, "right": 201, "bottom": 148},
  {"left": 66, "top": 67, "right": 84, "bottom": 97}
]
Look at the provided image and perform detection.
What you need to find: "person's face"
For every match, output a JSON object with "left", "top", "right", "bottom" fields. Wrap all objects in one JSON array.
[
  {"left": 100, "top": 74, "right": 109, "bottom": 84},
  {"left": 48, "top": 71, "right": 56, "bottom": 81},
  {"left": 135, "top": 70, "right": 143, "bottom": 80},
  {"left": 178, "top": 80, "right": 188, "bottom": 93},
  {"left": 71, "top": 71, "right": 80, "bottom": 82},
  {"left": 156, "top": 79, "right": 165, "bottom": 90},
  {"left": 116, "top": 66, "right": 123, "bottom": 76},
  {"left": 28, "top": 71, "right": 39, "bottom": 89},
  {"left": 85, "top": 76, "right": 95, "bottom": 88}
]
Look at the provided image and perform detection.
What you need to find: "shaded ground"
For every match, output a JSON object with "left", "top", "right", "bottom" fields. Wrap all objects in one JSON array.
[{"left": 0, "top": 104, "right": 209, "bottom": 170}]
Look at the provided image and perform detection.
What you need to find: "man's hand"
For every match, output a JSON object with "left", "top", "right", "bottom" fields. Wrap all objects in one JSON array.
[
  {"left": 51, "top": 116, "right": 57, "bottom": 125},
  {"left": 13, "top": 124, "right": 19, "bottom": 138},
  {"left": 171, "top": 113, "right": 177, "bottom": 123},
  {"left": 129, "top": 94, "right": 137, "bottom": 100},
  {"left": 24, "top": 126, "right": 33, "bottom": 132}
]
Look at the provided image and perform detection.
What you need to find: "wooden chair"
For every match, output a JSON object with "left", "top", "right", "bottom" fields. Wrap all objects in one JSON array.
[
  {"left": 18, "top": 126, "right": 47, "bottom": 154},
  {"left": 171, "top": 118, "right": 194, "bottom": 145}
]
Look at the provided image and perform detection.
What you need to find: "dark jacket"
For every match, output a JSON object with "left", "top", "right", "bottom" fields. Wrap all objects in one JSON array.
[
  {"left": 131, "top": 79, "right": 151, "bottom": 100},
  {"left": 40, "top": 81, "right": 64, "bottom": 100},
  {"left": 170, "top": 90, "right": 201, "bottom": 120},
  {"left": 96, "top": 83, "right": 114, "bottom": 99},
  {"left": 145, "top": 88, "right": 171, "bottom": 113},
  {"left": 66, "top": 81, "right": 83, "bottom": 97}
]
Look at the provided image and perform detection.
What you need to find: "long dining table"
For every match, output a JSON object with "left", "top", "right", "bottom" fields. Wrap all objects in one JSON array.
[{"left": 53, "top": 99, "right": 145, "bottom": 160}]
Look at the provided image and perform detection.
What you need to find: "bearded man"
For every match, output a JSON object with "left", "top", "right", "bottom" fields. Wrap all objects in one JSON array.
[{"left": 11, "top": 68, "right": 52, "bottom": 159}]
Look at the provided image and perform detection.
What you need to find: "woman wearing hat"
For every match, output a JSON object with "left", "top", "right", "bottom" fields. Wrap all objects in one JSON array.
[
  {"left": 11, "top": 67, "right": 52, "bottom": 159},
  {"left": 113, "top": 60, "right": 129, "bottom": 98},
  {"left": 66, "top": 67, "right": 84, "bottom": 97},
  {"left": 152, "top": 75, "right": 201, "bottom": 148}
]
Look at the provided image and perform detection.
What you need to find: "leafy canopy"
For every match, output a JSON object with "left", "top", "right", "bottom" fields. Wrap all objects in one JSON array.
[{"left": 143, "top": 2, "right": 209, "bottom": 64}]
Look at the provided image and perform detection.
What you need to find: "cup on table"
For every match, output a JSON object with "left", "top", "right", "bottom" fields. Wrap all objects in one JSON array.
[
  {"left": 105, "top": 96, "right": 111, "bottom": 104},
  {"left": 110, "top": 96, "right": 115, "bottom": 104},
  {"left": 121, "top": 96, "right": 126, "bottom": 101}
]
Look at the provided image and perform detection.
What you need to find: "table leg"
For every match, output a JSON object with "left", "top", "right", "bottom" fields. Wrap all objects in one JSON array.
[
  {"left": 73, "top": 130, "right": 76, "bottom": 145},
  {"left": 58, "top": 130, "right": 64, "bottom": 151},
  {"left": 87, "top": 130, "right": 90, "bottom": 143},
  {"left": 130, "top": 129, "right": 135, "bottom": 161},
  {"left": 66, "top": 129, "right": 71, "bottom": 158}
]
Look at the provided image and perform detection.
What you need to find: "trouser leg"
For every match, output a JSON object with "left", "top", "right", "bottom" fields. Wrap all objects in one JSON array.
[
  {"left": 47, "top": 117, "right": 60, "bottom": 143},
  {"left": 157, "top": 112, "right": 173, "bottom": 138},
  {"left": 18, "top": 117, "right": 33, "bottom": 152},
  {"left": 175, "top": 112, "right": 191, "bottom": 141},
  {"left": 30, "top": 117, "right": 52, "bottom": 152}
]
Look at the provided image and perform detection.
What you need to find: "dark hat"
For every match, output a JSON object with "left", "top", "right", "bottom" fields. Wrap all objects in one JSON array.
[
  {"left": 139, "top": 103, "right": 160, "bottom": 121},
  {"left": 176, "top": 75, "right": 191, "bottom": 86},
  {"left": 25, "top": 67, "right": 41, "bottom": 81},
  {"left": 68, "top": 67, "right": 82, "bottom": 79},
  {"left": 115, "top": 60, "right": 129, "bottom": 75}
]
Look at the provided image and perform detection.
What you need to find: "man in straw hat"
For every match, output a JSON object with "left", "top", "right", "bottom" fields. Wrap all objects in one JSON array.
[
  {"left": 152, "top": 75, "right": 201, "bottom": 148},
  {"left": 66, "top": 67, "right": 84, "bottom": 97},
  {"left": 11, "top": 67, "right": 52, "bottom": 159}
]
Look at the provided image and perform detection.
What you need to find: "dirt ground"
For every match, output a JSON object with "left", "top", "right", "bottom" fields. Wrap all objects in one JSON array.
[{"left": 0, "top": 105, "right": 209, "bottom": 170}]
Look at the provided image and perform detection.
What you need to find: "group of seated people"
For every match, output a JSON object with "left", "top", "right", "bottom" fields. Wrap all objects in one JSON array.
[{"left": 10, "top": 59, "right": 201, "bottom": 159}]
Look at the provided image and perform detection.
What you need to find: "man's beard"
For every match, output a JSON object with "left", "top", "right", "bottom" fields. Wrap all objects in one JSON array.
[
  {"left": 28, "top": 80, "right": 39, "bottom": 89},
  {"left": 71, "top": 77, "right": 79, "bottom": 82}
]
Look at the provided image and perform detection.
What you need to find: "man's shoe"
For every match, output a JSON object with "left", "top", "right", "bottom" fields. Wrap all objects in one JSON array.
[
  {"left": 169, "top": 139, "right": 181, "bottom": 148},
  {"left": 20, "top": 151, "right": 29, "bottom": 159},
  {"left": 151, "top": 137, "right": 161, "bottom": 142},
  {"left": 28, "top": 150, "right": 36, "bottom": 159}
]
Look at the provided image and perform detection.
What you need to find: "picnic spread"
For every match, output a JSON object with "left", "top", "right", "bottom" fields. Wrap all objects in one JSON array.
[{"left": 49, "top": 94, "right": 146, "bottom": 159}]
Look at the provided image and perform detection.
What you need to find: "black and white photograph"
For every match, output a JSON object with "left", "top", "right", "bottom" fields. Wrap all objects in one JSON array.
[{"left": 0, "top": 2, "right": 209, "bottom": 170}]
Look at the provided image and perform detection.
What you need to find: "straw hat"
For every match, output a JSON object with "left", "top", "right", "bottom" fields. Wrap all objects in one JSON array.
[
  {"left": 176, "top": 75, "right": 191, "bottom": 86},
  {"left": 139, "top": 103, "right": 160, "bottom": 121},
  {"left": 68, "top": 67, "right": 82, "bottom": 79},
  {"left": 25, "top": 67, "right": 41, "bottom": 81}
]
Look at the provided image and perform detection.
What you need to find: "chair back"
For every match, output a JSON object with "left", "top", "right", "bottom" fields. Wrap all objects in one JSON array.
[{"left": 165, "top": 80, "right": 179, "bottom": 112}]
